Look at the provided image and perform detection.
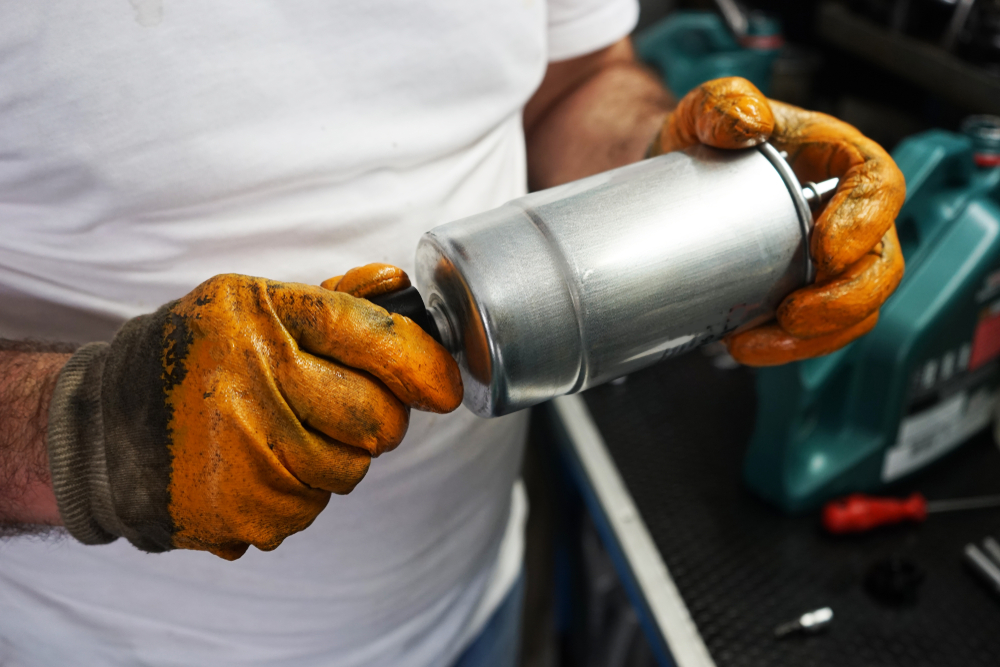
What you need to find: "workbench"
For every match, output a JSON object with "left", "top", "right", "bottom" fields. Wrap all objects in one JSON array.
[{"left": 547, "top": 349, "right": 1000, "bottom": 667}]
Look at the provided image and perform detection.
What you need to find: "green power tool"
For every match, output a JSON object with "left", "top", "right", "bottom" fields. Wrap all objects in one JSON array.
[
  {"left": 745, "top": 118, "right": 1000, "bottom": 513},
  {"left": 635, "top": 10, "right": 781, "bottom": 98}
]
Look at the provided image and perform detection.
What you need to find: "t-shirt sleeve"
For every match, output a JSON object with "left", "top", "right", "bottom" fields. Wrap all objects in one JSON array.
[{"left": 546, "top": 0, "right": 640, "bottom": 62}]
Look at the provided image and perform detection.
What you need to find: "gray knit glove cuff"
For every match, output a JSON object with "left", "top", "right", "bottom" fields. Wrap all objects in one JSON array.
[{"left": 46, "top": 342, "right": 126, "bottom": 545}]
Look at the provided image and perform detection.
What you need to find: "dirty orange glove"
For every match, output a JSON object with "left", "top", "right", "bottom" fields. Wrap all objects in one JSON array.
[
  {"left": 46, "top": 269, "right": 462, "bottom": 560},
  {"left": 319, "top": 262, "right": 412, "bottom": 299},
  {"left": 650, "top": 77, "right": 906, "bottom": 365}
]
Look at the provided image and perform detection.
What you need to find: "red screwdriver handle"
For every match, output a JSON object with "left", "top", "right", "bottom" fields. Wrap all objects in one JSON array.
[{"left": 822, "top": 493, "right": 928, "bottom": 534}]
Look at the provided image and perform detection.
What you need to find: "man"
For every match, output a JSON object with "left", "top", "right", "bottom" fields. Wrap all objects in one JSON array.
[{"left": 0, "top": 2, "right": 902, "bottom": 665}]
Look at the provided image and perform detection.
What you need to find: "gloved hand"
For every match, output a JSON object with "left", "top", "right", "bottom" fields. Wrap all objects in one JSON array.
[
  {"left": 650, "top": 77, "right": 906, "bottom": 365},
  {"left": 47, "top": 266, "right": 462, "bottom": 560}
]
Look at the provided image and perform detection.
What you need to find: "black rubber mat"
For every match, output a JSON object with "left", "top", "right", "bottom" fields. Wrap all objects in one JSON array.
[{"left": 580, "top": 349, "right": 1000, "bottom": 667}]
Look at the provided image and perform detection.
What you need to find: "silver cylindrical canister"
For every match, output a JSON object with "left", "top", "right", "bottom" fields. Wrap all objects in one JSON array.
[{"left": 415, "top": 144, "right": 815, "bottom": 417}]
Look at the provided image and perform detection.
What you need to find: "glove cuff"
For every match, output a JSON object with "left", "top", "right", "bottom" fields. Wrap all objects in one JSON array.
[
  {"left": 47, "top": 342, "right": 123, "bottom": 545},
  {"left": 100, "top": 304, "right": 178, "bottom": 553}
]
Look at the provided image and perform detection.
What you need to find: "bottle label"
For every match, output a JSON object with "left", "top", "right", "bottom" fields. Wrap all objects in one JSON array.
[
  {"left": 881, "top": 275, "right": 1000, "bottom": 482},
  {"left": 882, "top": 387, "right": 996, "bottom": 482}
]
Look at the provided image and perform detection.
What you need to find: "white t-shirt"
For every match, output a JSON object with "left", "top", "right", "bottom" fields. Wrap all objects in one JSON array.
[{"left": 0, "top": 2, "right": 639, "bottom": 666}]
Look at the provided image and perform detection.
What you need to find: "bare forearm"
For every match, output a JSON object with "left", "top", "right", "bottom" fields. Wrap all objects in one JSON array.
[
  {"left": 0, "top": 340, "right": 71, "bottom": 533},
  {"left": 525, "top": 38, "right": 674, "bottom": 190}
]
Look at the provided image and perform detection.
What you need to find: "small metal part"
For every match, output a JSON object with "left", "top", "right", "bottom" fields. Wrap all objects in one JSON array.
[
  {"left": 926, "top": 494, "right": 1000, "bottom": 513},
  {"left": 714, "top": 0, "right": 748, "bottom": 38},
  {"left": 964, "top": 543, "right": 1000, "bottom": 597},
  {"left": 756, "top": 144, "right": 818, "bottom": 286},
  {"left": 983, "top": 536, "right": 1000, "bottom": 565},
  {"left": 773, "top": 607, "right": 833, "bottom": 638},
  {"left": 801, "top": 179, "right": 839, "bottom": 209},
  {"left": 941, "top": 0, "right": 976, "bottom": 51}
]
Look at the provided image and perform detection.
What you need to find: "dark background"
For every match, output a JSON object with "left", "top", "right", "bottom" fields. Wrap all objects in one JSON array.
[{"left": 520, "top": 3, "right": 1000, "bottom": 665}]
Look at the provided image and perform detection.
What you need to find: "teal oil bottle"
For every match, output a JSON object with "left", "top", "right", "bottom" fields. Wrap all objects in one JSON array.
[
  {"left": 635, "top": 10, "right": 781, "bottom": 97},
  {"left": 744, "top": 118, "right": 1000, "bottom": 513}
]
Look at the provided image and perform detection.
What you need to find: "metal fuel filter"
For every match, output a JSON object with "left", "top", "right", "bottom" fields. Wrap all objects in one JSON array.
[{"left": 372, "top": 144, "right": 833, "bottom": 417}]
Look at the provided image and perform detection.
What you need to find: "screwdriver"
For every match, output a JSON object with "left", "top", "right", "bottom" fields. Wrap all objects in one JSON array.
[{"left": 822, "top": 492, "right": 1000, "bottom": 534}]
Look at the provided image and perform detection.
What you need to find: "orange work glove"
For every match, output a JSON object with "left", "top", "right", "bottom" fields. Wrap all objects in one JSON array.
[
  {"left": 650, "top": 77, "right": 906, "bottom": 365},
  {"left": 47, "top": 267, "right": 462, "bottom": 560}
]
